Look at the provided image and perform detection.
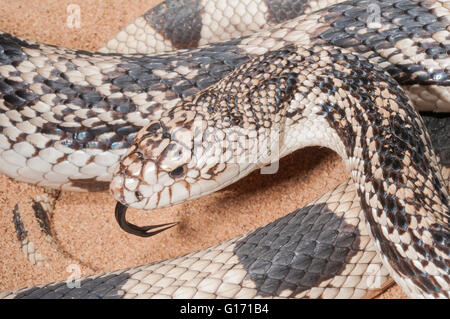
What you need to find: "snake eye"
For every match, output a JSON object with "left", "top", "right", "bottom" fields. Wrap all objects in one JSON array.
[
  {"left": 135, "top": 191, "right": 143, "bottom": 201},
  {"left": 169, "top": 165, "right": 186, "bottom": 178}
]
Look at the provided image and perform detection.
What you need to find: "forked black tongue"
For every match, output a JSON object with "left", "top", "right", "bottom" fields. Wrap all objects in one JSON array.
[{"left": 114, "top": 202, "right": 178, "bottom": 237}]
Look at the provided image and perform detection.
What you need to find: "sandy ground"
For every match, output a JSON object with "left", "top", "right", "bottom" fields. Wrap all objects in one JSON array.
[{"left": 0, "top": 0, "right": 405, "bottom": 298}]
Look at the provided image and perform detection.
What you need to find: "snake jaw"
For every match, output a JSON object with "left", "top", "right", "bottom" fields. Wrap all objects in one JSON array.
[
  {"left": 111, "top": 173, "right": 179, "bottom": 237},
  {"left": 114, "top": 201, "right": 178, "bottom": 237}
]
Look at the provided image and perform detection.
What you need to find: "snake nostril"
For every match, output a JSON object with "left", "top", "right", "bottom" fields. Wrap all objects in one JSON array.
[{"left": 169, "top": 165, "right": 186, "bottom": 178}]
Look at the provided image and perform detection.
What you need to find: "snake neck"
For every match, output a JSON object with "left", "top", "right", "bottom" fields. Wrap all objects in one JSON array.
[{"left": 286, "top": 47, "right": 449, "bottom": 298}]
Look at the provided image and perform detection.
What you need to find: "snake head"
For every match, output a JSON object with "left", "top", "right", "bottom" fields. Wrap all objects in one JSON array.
[
  {"left": 110, "top": 113, "right": 196, "bottom": 209},
  {"left": 110, "top": 105, "right": 258, "bottom": 210}
]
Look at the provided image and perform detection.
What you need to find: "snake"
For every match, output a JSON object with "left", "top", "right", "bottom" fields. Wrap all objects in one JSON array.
[{"left": 0, "top": 0, "right": 449, "bottom": 299}]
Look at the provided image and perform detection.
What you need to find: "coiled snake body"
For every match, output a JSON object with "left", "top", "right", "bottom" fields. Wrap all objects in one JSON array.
[{"left": 0, "top": 0, "right": 449, "bottom": 298}]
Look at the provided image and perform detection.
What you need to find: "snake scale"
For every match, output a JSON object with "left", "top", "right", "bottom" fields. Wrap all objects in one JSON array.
[{"left": 0, "top": 0, "right": 449, "bottom": 299}]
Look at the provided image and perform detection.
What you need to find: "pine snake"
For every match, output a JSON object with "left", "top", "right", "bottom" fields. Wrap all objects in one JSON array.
[{"left": 0, "top": 0, "right": 449, "bottom": 299}]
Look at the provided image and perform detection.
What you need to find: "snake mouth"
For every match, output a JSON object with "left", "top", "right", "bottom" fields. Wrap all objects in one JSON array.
[{"left": 114, "top": 201, "right": 178, "bottom": 237}]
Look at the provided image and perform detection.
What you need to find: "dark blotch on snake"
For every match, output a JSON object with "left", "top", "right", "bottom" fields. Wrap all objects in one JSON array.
[
  {"left": 264, "top": 0, "right": 309, "bottom": 24},
  {"left": 234, "top": 202, "right": 360, "bottom": 297},
  {"left": 31, "top": 199, "right": 52, "bottom": 236},
  {"left": 144, "top": 0, "right": 203, "bottom": 50},
  {"left": 318, "top": 0, "right": 450, "bottom": 86},
  {"left": 12, "top": 204, "right": 28, "bottom": 242}
]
